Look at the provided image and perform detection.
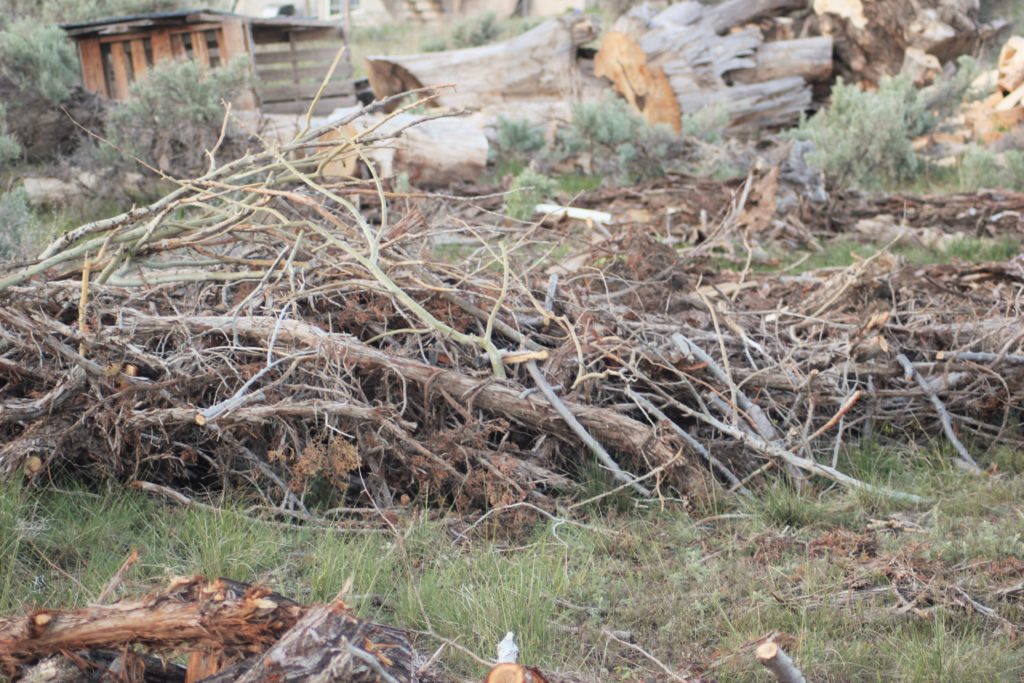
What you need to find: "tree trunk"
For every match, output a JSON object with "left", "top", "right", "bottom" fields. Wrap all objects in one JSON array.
[
  {"left": 348, "top": 111, "right": 489, "bottom": 187},
  {"left": 365, "top": 15, "right": 599, "bottom": 110}
]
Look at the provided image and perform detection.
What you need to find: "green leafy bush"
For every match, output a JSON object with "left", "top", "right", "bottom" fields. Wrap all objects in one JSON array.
[
  {"left": 0, "top": 188, "right": 34, "bottom": 261},
  {"left": 420, "top": 36, "right": 448, "bottom": 52},
  {"left": 0, "top": 104, "right": 21, "bottom": 166},
  {"left": 559, "top": 95, "right": 677, "bottom": 182},
  {"left": 451, "top": 11, "right": 503, "bottom": 48},
  {"left": 105, "top": 57, "right": 250, "bottom": 175},
  {"left": 505, "top": 168, "right": 557, "bottom": 221},
  {"left": 492, "top": 117, "right": 546, "bottom": 166},
  {"left": 682, "top": 103, "right": 729, "bottom": 143},
  {"left": 793, "top": 75, "right": 929, "bottom": 189},
  {"left": 958, "top": 146, "right": 1024, "bottom": 191},
  {"left": 0, "top": 18, "right": 78, "bottom": 103}
]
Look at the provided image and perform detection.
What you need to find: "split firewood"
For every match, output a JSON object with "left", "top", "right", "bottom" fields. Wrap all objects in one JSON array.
[{"left": 594, "top": 0, "right": 830, "bottom": 133}]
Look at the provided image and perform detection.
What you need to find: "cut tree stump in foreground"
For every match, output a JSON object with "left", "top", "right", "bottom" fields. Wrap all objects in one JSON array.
[{"left": 0, "top": 578, "right": 415, "bottom": 683}]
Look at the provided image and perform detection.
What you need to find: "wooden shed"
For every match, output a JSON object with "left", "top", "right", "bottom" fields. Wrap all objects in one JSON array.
[{"left": 62, "top": 10, "right": 356, "bottom": 115}]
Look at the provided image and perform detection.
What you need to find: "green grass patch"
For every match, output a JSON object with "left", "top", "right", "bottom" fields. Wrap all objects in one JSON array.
[{"left": 5, "top": 441, "right": 1024, "bottom": 681}]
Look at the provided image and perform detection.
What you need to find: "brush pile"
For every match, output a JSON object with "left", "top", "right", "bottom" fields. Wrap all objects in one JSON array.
[{"left": 1, "top": 100, "right": 1023, "bottom": 518}]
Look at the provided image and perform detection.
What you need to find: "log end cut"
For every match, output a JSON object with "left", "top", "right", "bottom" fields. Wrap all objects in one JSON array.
[{"left": 594, "top": 31, "right": 682, "bottom": 133}]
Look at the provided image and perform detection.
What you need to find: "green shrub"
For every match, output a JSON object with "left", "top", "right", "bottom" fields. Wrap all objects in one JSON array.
[
  {"left": 682, "top": 103, "right": 729, "bottom": 143},
  {"left": 958, "top": 146, "right": 1024, "bottom": 191},
  {"left": 505, "top": 168, "right": 557, "bottom": 221},
  {"left": 105, "top": 57, "right": 250, "bottom": 175},
  {"left": 420, "top": 36, "right": 448, "bottom": 52},
  {"left": 559, "top": 95, "right": 677, "bottom": 183},
  {"left": 492, "top": 117, "right": 546, "bottom": 166},
  {"left": 451, "top": 11, "right": 503, "bottom": 48},
  {"left": 0, "top": 18, "right": 78, "bottom": 104},
  {"left": 0, "top": 188, "right": 34, "bottom": 261},
  {"left": 0, "top": 104, "right": 21, "bottom": 166},
  {"left": 30, "top": 0, "right": 183, "bottom": 23},
  {"left": 793, "top": 75, "right": 928, "bottom": 189}
]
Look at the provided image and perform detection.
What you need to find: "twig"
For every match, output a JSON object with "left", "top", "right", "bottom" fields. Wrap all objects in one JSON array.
[
  {"left": 936, "top": 350, "right": 1024, "bottom": 365},
  {"left": 525, "top": 360, "right": 650, "bottom": 496},
  {"left": 807, "top": 389, "right": 862, "bottom": 442},
  {"left": 94, "top": 548, "right": 140, "bottom": 605},
  {"left": 625, "top": 388, "right": 748, "bottom": 494},
  {"left": 602, "top": 629, "right": 689, "bottom": 682},
  {"left": 895, "top": 353, "right": 981, "bottom": 473}
]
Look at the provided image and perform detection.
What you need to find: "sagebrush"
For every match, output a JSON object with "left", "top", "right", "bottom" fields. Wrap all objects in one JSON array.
[
  {"left": 105, "top": 57, "right": 250, "bottom": 175},
  {"left": 0, "top": 18, "right": 78, "bottom": 103},
  {"left": 793, "top": 75, "right": 929, "bottom": 189},
  {"left": 492, "top": 117, "right": 546, "bottom": 166},
  {"left": 505, "top": 168, "right": 557, "bottom": 221},
  {"left": 558, "top": 96, "right": 678, "bottom": 183}
]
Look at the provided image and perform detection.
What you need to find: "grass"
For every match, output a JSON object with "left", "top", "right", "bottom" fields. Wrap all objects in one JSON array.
[
  {"left": 711, "top": 235, "right": 1022, "bottom": 274},
  {"left": 5, "top": 438, "right": 1024, "bottom": 681},
  {"left": 346, "top": 14, "right": 540, "bottom": 79}
]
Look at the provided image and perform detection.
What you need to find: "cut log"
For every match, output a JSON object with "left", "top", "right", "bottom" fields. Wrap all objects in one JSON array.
[
  {"left": 812, "top": 0, "right": 984, "bottom": 86},
  {"left": 0, "top": 578, "right": 303, "bottom": 679},
  {"left": 0, "top": 577, "right": 415, "bottom": 683},
  {"left": 338, "top": 110, "right": 489, "bottom": 187},
  {"left": 365, "top": 15, "right": 598, "bottom": 110},
  {"left": 731, "top": 37, "right": 835, "bottom": 84},
  {"left": 594, "top": 2, "right": 829, "bottom": 133},
  {"left": 593, "top": 30, "right": 680, "bottom": 130}
]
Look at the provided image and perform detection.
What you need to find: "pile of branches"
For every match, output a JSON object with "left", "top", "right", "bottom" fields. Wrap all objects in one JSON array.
[{"left": 1, "top": 98, "right": 1022, "bottom": 518}]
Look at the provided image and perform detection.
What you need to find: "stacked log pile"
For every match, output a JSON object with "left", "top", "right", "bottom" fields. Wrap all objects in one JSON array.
[
  {"left": 360, "top": 0, "right": 995, "bottom": 139},
  {"left": 594, "top": 0, "right": 832, "bottom": 133}
]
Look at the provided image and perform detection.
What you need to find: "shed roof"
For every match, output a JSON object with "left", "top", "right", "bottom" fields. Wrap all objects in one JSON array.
[{"left": 62, "top": 9, "right": 341, "bottom": 38}]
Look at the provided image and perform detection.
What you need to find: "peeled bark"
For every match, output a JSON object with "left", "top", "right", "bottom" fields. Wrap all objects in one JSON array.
[{"left": 365, "top": 15, "right": 599, "bottom": 110}]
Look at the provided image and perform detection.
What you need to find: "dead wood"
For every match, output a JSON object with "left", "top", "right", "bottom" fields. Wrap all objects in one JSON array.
[
  {"left": 810, "top": 0, "right": 986, "bottom": 86},
  {"left": 365, "top": 16, "right": 598, "bottom": 111},
  {"left": 0, "top": 106, "right": 1022, "bottom": 518},
  {"left": 0, "top": 578, "right": 414, "bottom": 683},
  {"left": 594, "top": 1, "right": 829, "bottom": 133},
  {"left": 0, "top": 578, "right": 303, "bottom": 679}
]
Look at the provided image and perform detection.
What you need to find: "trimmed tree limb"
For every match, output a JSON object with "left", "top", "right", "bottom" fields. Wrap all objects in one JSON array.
[{"left": 756, "top": 642, "right": 806, "bottom": 683}]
